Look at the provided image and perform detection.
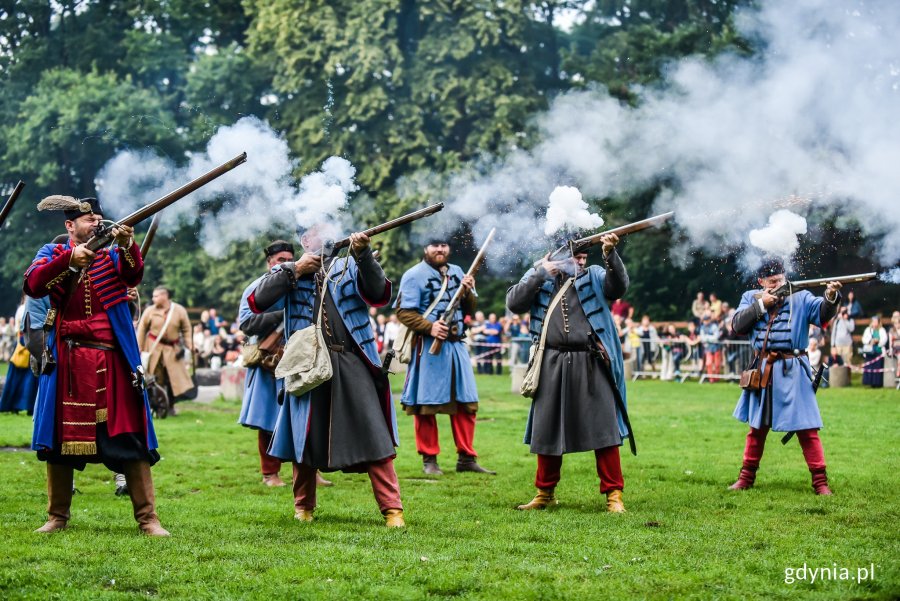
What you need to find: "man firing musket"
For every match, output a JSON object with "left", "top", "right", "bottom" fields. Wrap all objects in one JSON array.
[
  {"left": 246, "top": 203, "right": 444, "bottom": 528},
  {"left": 24, "top": 152, "right": 246, "bottom": 537},
  {"left": 395, "top": 229, "right": 497, "bottom": 477},
  {"left": 756, "top": 272, "right": 877, "bottom": 300}
]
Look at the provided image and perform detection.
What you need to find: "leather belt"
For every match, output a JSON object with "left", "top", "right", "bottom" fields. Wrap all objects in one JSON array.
[
  {"left": 760, "top": 350, "right": 808, "bottom": 388},
  {"left": 64, "top": 338, "right": 116, "bottom": 351}
]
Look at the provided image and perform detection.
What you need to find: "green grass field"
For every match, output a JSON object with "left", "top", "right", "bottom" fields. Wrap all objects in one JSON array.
[{"left": 0, "top": 375, "right": 897, "bottom": 600}]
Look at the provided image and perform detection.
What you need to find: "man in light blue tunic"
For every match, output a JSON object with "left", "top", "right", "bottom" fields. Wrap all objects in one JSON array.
[
  {"left": 396, "top": 238, "right": 495, "bottom": 476},
  {"left": 729, "top": 258, "right": 842, "bottom": 495}
]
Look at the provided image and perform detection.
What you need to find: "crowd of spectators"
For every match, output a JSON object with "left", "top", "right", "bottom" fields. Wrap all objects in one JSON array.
[{"left": 0, "top": 316, "right": 16, "bottom": 362}]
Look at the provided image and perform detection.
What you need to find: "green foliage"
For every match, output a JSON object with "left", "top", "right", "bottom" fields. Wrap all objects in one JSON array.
[{"left": 0, "top": 377, "right": 897, "bottom": 598}]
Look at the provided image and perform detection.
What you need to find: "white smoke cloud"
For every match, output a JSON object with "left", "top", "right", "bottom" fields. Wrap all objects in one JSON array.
[
  {"left": 880, "top": 267, "right": 900, "bottom": 284},
  {"left": 544, "top": 186, "right": 604, "bottom": 236},
  {"left": 748, "top": 210, "right": 808, "bottom": 258},
  {"left": 95, "top": 117, "right": 357, "bottom": 256},
  {"left": 402, "top": 0, "right": 900, "bottom": 272}
]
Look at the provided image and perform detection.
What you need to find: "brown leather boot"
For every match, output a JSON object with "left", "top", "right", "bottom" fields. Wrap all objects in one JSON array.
[
  {"left": 811, "top": 468, "right": 833, "bottom": 495},
  {"left": 422, "top": 455, "right": 443, "bottom": 476},
  {"left": 456, "top": 453, "right": 497, "bottom": 475},
  {"left": 516, "top": 487, "right": 558, "bottom": 510},
  {"left": 606, "top": 489, "right": 626, "bottom": 513},
  {"left": 728, "top": 465, "right": 758, "bottom": 490},
  {"left": 262, "top": 473, "right": 287, "bottom": 487},
  {"left": 383, "top": 508, "right": 405, "bottom": 528},
  {"left": 123, "top": 461, "right": 170, "bottom": 536},
  {"left": 35, "top": 463, "right": 73, "bottom": 533}
]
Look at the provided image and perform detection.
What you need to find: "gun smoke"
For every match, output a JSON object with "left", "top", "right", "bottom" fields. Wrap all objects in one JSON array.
[
  {"left": 401, "top": 0, "right": 900, "bottom": 272},
  {"left": 544, "top": 186, "right": 603, "bottom": 236},
  {"left": 96, "top": 117, "right": 357, "bottom": 256}
]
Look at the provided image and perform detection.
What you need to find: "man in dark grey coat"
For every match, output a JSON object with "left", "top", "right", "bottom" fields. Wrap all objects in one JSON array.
[{"left": 507, "top": 234, "right": 634, "bottom": 513}]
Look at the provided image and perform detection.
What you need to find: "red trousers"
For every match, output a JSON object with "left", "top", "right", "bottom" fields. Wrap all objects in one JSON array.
[
  {"left": 535, "top": 447, "right": 624, "bottom": 493},
  {"left": 292, "top": 458, "right": 402, "bottom": 513},
  {"left": 705, "top": 350, "right": 722, "bottom": 382},
  {"left": 258, "top": 430, "right": 282, "bottom": 475},
  {"left": 741, "top": 427, "right": 826, "bottom": 471},
  {"left": 414, "top": 412, "right": 477, "bottom": 457}
]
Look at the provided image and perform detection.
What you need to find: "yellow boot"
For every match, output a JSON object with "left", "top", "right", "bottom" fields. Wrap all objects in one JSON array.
[
  {"left": 516, "top": 487, "right": 558, "bottom": 510},
  {"left": 294, "top": 509, "right": 315, "bottom": 522},
  {"left": 606, "top": 489, "right": 626, "bottom": 513},
  {"left": 383, "top": 508, "right": 405, "bottom": 528}
]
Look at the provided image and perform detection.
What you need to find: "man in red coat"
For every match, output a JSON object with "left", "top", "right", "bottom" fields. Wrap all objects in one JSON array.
[{"left": 25, "top": 196, "right": 168, "bottom": 536}]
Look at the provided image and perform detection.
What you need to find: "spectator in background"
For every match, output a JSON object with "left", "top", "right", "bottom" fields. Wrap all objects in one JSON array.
[
  {"left": 209, "top": 334, "right": 226, "bottom": 369},
  {"left": 844, "top": 290, "right": 863, "bottom": 320},
  {"left": 830, "top": 307, "right": 855, "bottom": 364},
  {"left": 861, "top": 316, "right": 888, "bottom": 388},
  {"left": 685, "top": 321, "right": 701, "bottom": 369},
  {"left": 720, "top": 302, "right": 733, "bottom": 325},
  {"left": 383, "top": 314, "right": 400, "bottom": 354},
  {"left": 808, "top": 323, "right": 825, "bottom": 347},
  {"left": 691, "top": 292, "right": 709, "bottom": 324},
  {"left": 207, "top": 308, "right": 223, "bottom": 335},
  {"left": 623, "top": 318, "right": 641, "bottom": 366},
  {"left": 636, "top": 315, "right": 658, "bottom": 371},
  {"left": 483, "top": 313, "right": 503, "bottom": 375},
  {"left": 0, "top": 317, "right": 14, "bottom": 361},
  {"left": 469, "top": 311, "right": 488, "bottom": 374},
  {"left": 610, "top": 297, "right": 633, "bottom": 320},
  {"left": 807, "top": 338, "right": 823, "bottom": 372},
  {"left": 889, "top": 311, "right": 900, "bottom": 361},
  {"left": 375, "top": 314, "right": 387, "bottom": 355},
  {"left": 721, "top": 319, "right": 742, "bottom": 376},
  {"left": 822, "top": 346, "right": 845, "bottom": 389},
  {"left": 659, "top": 324, "right": 678, "bottom": 381},
  {"left": 699, "top": 312, "right": 722, "bottom": 382},
  {"left": 192, "top": 324, "right": 207, "bottom": 367},
  {"left": 709, "top": 293, "right": 723, "bottom": 320}
]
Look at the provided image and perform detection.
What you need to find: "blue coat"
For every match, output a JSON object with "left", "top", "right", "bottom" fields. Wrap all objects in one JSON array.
[
  {"left": 396, "top": 261, "right": 478, "bottom": 407},
  {"left": 733, "top": 290, "right": 825, "bottom": 432},
  {"left": 520, "top": 265, "right": 630, "bottom": 441},
  {"left": 237, "top": 275, "right": 281, "bottom": 433},
  {"left": 259, "top": 257, "right": 397, "bottom": 462},
  {"left": 27, "top": 242, "right": 157, "bottom": 452}
]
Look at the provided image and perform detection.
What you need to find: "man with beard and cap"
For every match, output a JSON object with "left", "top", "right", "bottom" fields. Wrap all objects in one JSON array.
[
  {"left": 237, "top": 240, "right": 332, "bottom": 488},
  {"left": 395, "top": 236, "right": 495, "bottom": 476},
  {"left": 729, "top": 258, "right": 842, "bottom": 495},
  {"left": 246, "top": 226, "right": 403, "bottom": 527},
  {"left": 136, "top": 286, "right": 193, "bottom": 412},
  {"left": 24, "top": 195, "right": 167, "bottom": 535},
  {"left": 506, "top": 234, "right": 635, "bottom": 513}
]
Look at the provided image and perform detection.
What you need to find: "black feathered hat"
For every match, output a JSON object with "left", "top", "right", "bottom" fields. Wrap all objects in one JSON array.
[{"left": 37, "top": 195, "right": 104, "bottom": 220}]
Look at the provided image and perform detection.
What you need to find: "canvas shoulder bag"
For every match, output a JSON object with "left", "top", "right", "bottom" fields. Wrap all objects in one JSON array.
[
  {"left": 275, "top": 278, "right": 333, "bottom": 397},
  {"left": 520, "top": 278, "right": 574, "bottom": 398}
]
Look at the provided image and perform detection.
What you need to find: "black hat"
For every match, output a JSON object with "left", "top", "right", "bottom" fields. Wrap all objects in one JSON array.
[
  {"left": 425, "top": 236, "right": 450, "bottom": 247},
  {"left": 36, "top": 195, "right": 104, "bottom": 220},
  {"left": 265, "top": 240, "right": 295, "bottom": 257},
  {"left": 756, "top": 257, "right": 785, "bottom": 279}
]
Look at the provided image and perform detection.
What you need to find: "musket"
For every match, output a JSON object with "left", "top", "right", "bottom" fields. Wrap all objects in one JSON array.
[
  {"left": 429, "top": 227, "right": 497, "bottom": 355},
  {"left": 320, "top": 202, "right": 444, "bottom": 257},
  {"left": 0, "top": 181, "right": 25, "bottom": 230},
  {"left": 84, "top": 152, "right": 247, "bottom": 252},
  {"left": 139, "top": 212, "right": 163, "bottom": 259},
  {"left": 536, "top": 211, "right": 674, "bottom": 266},
  {"left": 761, "top": 272, "right": 877, "bottom": 300},
  {"left": 782, "top": 364, "right": 826, "bottom": 445}
]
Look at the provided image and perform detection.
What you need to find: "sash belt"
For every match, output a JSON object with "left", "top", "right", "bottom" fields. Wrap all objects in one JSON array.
[
  {"left": 760, "top": 350, "right": 808, "bottom": 388},
  {"left": 63, "top": 338, "right": 116, "bottom": 351}
]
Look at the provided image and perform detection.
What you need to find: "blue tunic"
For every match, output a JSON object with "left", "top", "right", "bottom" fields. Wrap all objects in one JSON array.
[
  {"left": 733, "top": 289, "right": 825, "bottom": 432},
  {"left": 256, "top": 257, "right": 397, "bottom": 463},
  {"left": 396, "top": 261, "right": 478, "bottom": 408},
  {"left": 237, "top": 274, "right": 282, "bottom": 433}
]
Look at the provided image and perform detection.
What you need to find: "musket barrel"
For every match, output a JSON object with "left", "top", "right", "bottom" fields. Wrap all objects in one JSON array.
[
  {"left": 0, "top": 181, "right": 26, "bottom": 229},
  {"left": 140, "top": 213, "right": 163, "bottom": 258},
  {"left": 791, "top": 272, "right": 878, "bottom": 288},
  {"left": 332, "top": 202, "right": 444, "bottom": 250},
  {"left": 572, "top": 211, "right": 674, "bottom": 251},
  {"left": 87, "top": 152, "right": 247, "bottom": 251}
]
